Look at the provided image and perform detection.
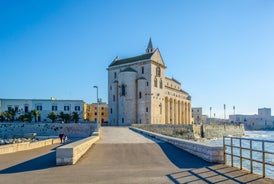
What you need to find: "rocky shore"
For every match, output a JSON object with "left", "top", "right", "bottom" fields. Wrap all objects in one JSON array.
[{"left": 0, "top": 138, "right": 37, "bottom": 145}]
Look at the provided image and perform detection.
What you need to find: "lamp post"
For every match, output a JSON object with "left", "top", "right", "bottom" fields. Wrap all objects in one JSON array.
[
  {"left": 224, "top": 104, "right": 226, "bottom": 119},
  {"left": 233, "top": 105, "right": 236, "bottom": 122},
  {"left": 93, "top": 86, "right": 99, "bottom": 125},
  {"left": 210, "top": 107, "right": 212, "bottom": 124}
]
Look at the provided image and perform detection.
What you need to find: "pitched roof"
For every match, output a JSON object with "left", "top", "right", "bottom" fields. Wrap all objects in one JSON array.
[
  {"left": 109, "top": 52, "right": 154, "bottom": 67},
  {"left": 137, "top": 76, "right": 147, "bottom": 80},
  {"left": 120, "top": 67, "right": 137, "bottom": 73}
]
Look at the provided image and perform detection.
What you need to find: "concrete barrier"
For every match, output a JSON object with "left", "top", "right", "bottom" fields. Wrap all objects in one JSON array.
[
  {"left": 0, "top": 138, "right": 61, "bottom": 155},
  {"left": 56, "top": 131, "right": 100, "bottom": 165},
  {"left": 130, "top": 127, "right": 223, "bottom": 163}
]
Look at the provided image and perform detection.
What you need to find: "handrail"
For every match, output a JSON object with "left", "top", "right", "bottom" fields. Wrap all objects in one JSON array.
[{"left": 223, "top": 136, "right": 274, "bottom": 179}]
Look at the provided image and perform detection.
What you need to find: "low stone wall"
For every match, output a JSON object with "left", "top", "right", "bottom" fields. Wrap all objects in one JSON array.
[
  {"left": 0, "top": 138, "right": 60, "bottom": 155},
  {"left": 56, "top": 131, "right": 100, "bottom": 165},
  {"left": 132, "top": 123, "right": 245, "bottom": 139},
  {"left": 131, "top": 127, "right": 223, "bottom": 163},
  {"left": 132, "top": 124, "right": 196, "bottom": 140},
  {"left": 0, "top": 122, "right": 98, "bottom": 138}
]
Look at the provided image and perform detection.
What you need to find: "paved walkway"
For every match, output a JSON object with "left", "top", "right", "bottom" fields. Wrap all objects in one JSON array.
[{"left": 0, "top": 127, "right": 273, "bottom": 184}]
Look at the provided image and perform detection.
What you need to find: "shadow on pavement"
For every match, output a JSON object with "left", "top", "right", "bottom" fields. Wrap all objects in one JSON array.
[
  {"left": 157, "top": 142, "right": 214, "bottom": 169},
  {"left": 0, "top": 138, "right": 82, "bottom": 174},
  {"left": 130, "top": 128, "right": 273, "bottom": 184},
  {"left": 130, "top": 128, "right": 214, "bottom": 169},
  {"left": 166, "top": 165, "right": 267, "bottom": 184},
  {"left": 0, "top": 151, "right": 56, "bottom": 174}
]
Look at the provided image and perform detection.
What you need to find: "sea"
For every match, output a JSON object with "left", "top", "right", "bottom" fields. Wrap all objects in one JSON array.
[{"left": 204, "top": 131, "right": 274, "bottom": 180}]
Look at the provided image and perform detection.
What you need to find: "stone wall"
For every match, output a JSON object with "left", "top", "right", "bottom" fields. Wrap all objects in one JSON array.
[
  {"left": 56, "top": 131, "right": 100, "bottom": 165},
  {"left": 131, "top": 127, "right": 223, "bottom": 163},
  {"left": 132, "top": 123, "right": 245, "bottom": 140},
  {"left": 0, "top": 138, "right": 61, "bottom": 155},
  {"left": 0, "top": 123, "right": 98, "bottom": 138},
  {"left": 199, "top": 124, "right": 245, "bottom": 138},
  {"left": 132, "top": 124, "right": 196, "bottom": 140}
]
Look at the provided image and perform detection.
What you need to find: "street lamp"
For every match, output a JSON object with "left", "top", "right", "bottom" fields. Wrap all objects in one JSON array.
[
  {"left": 224, "top": 104, "right": 226, "bottom": 119},
  {"left": 93, "top": 86, "right": 99, "bottom": 125},
  {"left": 210, "top": 107, "right": 212, "bottom": 124}
]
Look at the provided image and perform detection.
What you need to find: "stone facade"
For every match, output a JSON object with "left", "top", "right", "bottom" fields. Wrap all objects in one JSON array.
[{"left": 107, "top": 39, "right": 192, "bottom": 126}]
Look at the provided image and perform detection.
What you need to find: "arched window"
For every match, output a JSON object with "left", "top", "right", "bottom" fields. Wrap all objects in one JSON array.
[
  {"left": 141, "top": 67, "right": 144, "bottom": 74},
  {"left": 156, "top": 67, "right": 161, "bottom": 77},
  {"left": 121, "top": 84, "right": 126, "bottom": 96},
  {"left": 160, "top": 79, "right": 163, "bottom": 89},
  {"left": 114, "top": 72, "right": 117, "bottom": 79},
  {"left": 154, "top": 78, "right": 157, "bottom": 87}
]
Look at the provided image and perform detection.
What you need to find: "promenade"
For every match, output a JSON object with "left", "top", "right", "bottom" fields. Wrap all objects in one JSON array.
[{"left": 0, "top": 127, "right": 273, "bottom": 184}]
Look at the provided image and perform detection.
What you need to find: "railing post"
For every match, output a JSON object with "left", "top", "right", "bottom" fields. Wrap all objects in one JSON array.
[
  {"left": 250, "top": 139, "right": 253, "bottom": 173},
  {"left": 262, "top": 140, "right": 265, "bottom": 177},
  {"left": 223, "top": 136, "right": 226, "bottom": 165},
  {"left": 231, "top": 137, "right": 234, "bottom": 167},
  {"left": 240, "top": 137, "right": 242, "bottom": 170}
]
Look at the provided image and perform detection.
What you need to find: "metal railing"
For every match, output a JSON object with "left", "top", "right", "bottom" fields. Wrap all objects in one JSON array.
[{"left": 223, "top": 136, "right": 274, "bottom": 178}]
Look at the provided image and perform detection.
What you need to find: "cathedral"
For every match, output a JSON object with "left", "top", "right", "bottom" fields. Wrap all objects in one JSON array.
[{"left": 107, "top": 39, "right": 192, "bottom": 126}]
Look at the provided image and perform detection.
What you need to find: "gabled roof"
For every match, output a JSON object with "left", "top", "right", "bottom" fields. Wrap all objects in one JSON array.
[
  {"left": 137, "top": 76, "right": 147, "bottom": 80},
  {"left": 120, "top": 67, "right": 137, "bottom": 73},
  {"left": 109, "top": 52, "right": 154, "bottom": 67}
]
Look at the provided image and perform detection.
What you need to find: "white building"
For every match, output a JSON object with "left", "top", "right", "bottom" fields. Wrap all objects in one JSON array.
[
  {"left": 0, "top": 98, "right": 84, "bottom": 122},
  {"left": 229, "top": 108, "right": 274, "bottom": 130},
  {"left": 107, "top": 39, "right": 192, "bottom": 126}
]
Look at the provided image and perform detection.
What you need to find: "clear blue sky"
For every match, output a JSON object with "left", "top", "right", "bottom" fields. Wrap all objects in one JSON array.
[{"left": 1, "top": 0, "right": 274, "bottom": 118}]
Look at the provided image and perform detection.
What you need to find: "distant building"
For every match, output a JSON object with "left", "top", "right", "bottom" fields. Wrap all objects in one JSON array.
[
  {"left": 84, "top": 102, "right": 108, "bottom": 123},
  {"left": 0, "top": 98, "right": 84, "bottom": 122},
  {"left": 107, "top": 39, "right": 192, "bottom": 126},
  {"left": 192, "top": 107, "right": 208, "bottom": 124},
  {"left": 229, "top": 108, "right": 274, "bottom": 130},
  {"left": 192, "top": 107, "right": 202, "bottom": 124}
]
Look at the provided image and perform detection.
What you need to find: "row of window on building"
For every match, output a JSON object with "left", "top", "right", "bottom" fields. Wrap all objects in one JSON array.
[
  {"left": 94, "top": 112, "right": 105, "bottom": 116},
  {"left": 7, "top": 105, "right": 81, "bottom": 112}
]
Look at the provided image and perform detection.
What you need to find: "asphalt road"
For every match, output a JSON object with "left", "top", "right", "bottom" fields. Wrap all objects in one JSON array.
[{"left": 0, "top": 127, "right": 273, "bottom": 184}]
